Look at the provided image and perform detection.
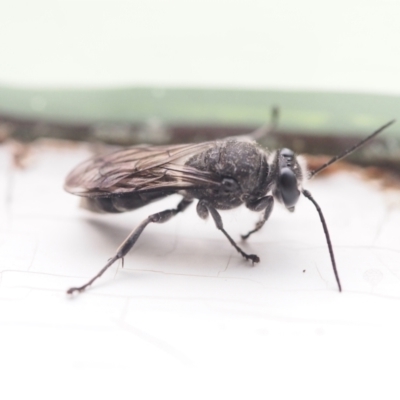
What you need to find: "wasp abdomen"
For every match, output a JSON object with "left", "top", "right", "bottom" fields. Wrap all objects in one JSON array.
[{"left": 80, "top": 190, "right": 177, "bottom": 213}]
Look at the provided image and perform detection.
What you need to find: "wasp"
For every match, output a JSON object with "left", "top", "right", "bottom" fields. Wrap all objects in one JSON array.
[{"left": 64, "top": 115, "right": 395, "bottom": 294}]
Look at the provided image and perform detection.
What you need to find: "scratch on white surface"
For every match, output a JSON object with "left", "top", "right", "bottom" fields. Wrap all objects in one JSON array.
[
  {"left": 218, "top": 254, "right": 232, "bottom": 277},
  {"left": 4, "top": 146, "right": 14, "bottom": 231},
  {"left": 114, "top": 297, "right": 192, "bottom": 366},
  {"left": 115, "top": 318, "right": 192, "bottom": 366},
  {"left": 313, "top": 261, "right": 330, "bottom": 290},
  {"left": 371, "top": 206, "right": 392, "bottom": 245}
]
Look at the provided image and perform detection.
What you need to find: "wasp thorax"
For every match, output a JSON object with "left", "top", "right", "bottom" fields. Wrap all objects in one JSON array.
[{"left": 185, "top": 139, "right": 270, "bottom": 209}]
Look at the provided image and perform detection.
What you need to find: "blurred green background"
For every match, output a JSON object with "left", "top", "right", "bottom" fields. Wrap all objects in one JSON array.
[{"left": 0, "top": 86, "right": 398, "bottom": 135}]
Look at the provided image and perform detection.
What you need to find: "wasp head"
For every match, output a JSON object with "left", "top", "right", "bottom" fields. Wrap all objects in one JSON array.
[{"left": 271, "top": 148, "right": 306, "bottom": 212}]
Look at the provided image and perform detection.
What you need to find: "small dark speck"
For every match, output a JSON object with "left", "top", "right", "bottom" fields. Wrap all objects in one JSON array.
[{"left": 303, "top": 269, "right": 306, "bottom": 273}]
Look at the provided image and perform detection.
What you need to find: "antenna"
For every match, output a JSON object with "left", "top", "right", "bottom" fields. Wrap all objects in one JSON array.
[
  {"left": 309, "top": 119, "right": 396, "bottom": 179},
  {"left": 303, "top": 119, "right": 395, "bottom": 292},
  {"left": 302, "top": 189, "right": 342, "bottom": 292}
]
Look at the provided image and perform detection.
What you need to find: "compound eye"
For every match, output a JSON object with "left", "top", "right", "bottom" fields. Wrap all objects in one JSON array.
[
  {"left": 279, "top": 167, "right": 300, "bottom": 208},
  {"left": 222, "top": 178, "right": 239, "bottom": 193}
]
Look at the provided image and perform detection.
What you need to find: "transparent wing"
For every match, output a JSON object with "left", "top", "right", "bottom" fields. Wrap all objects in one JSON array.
[{"left": 64, "top": 141, "right": 220, "bottom": 196}]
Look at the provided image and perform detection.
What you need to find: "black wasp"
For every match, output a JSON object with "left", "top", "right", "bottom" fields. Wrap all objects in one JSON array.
[{"left": 65, "top": 114, "right": 395, "bottom": 294}]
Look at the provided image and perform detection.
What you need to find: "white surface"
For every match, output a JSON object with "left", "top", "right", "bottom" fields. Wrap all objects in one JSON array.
[
  {"left": 0, "top": 0, "right": 400, "bottom": 94},
  {"left": 1, "top": 141, "right": 400, "bottom": 398}
]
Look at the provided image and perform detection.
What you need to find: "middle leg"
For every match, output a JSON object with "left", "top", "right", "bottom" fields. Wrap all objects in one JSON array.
[{"left": 197, "top": 200, "right": 260, "bottom": 264}]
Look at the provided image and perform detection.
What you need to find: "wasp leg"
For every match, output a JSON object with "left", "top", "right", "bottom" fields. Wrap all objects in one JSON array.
[
  {"left": 241, "top": 196, "right": 274, "bottom": 240},
  {"left": 67, "top": 199, "right": 193, "bottom": 294},
  {"left": 197, "top": 200, "right": 260, "bottom": 264}
]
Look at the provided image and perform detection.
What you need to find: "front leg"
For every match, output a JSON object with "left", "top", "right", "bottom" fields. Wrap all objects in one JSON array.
[
  {"left": 241, "top": 196, "right": 274, "bottom": 240},
  {"left": 197, "top": 200, "right": 260, "bottom": 264}
]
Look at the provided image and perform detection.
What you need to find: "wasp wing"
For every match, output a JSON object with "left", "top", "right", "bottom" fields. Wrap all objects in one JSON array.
[{"left": 64, "top": 142, "right": 220, "bottom": 197}]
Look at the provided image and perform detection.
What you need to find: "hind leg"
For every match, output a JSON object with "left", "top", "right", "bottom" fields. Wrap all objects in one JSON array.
[{"left": 67, "top": 199, "right": 192, "bottom": 294}]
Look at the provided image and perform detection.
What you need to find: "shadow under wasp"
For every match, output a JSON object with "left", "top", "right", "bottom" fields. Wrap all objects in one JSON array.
[{"left": 64, "top": 111, "right": 395, "bottom": 294}]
